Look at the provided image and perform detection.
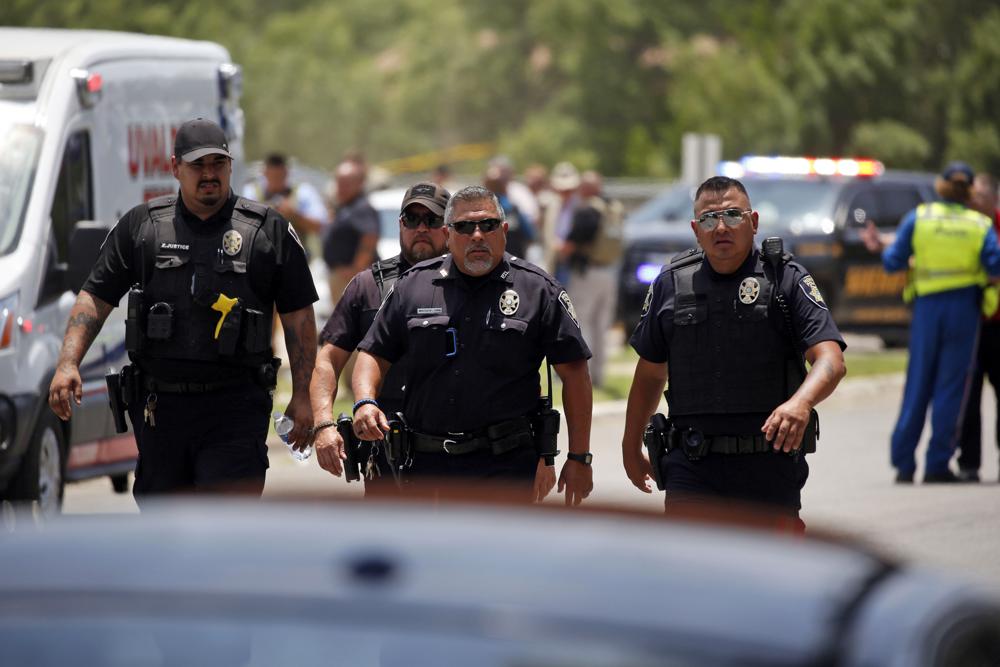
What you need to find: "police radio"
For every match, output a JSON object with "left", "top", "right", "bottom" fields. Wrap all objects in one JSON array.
[{"left": 530, "top": 360, "right": 561, "bottom": 465}]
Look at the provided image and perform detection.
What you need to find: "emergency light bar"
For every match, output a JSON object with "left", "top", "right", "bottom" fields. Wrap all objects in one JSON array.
[{"left": 718, "top": 156, "right": 885, "bottom": 179}]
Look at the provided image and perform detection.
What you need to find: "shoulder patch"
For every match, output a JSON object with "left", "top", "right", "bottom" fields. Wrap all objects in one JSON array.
[
  {"left": 640, "top": 283, "right": 654, "bottom": 317},
  {"left": 798, "top": 275, "right": 828, "bottom": 310},
  {"left": 558, "top": 290, "right": 580, "bottom": 327}
]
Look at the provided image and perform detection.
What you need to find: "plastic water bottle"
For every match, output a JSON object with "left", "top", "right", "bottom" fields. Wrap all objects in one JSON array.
[{"left": 273, "top": 411, "right": 312, "bottom": 462}]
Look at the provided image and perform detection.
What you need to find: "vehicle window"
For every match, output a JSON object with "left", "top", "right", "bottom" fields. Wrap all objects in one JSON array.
[
  {"left": 874, "top": 186, "right": 923, "bottom": 228},
  {"left": 743, "top": 179, "right": 841, "bottom": 234},
  {"left": 627, "top": 185, "right": 695, "bottom": 225},
  {"left": 845, "top": 189, "right": 880, "bottom": 228},
  {"left": 0, "top": 122, "right": 43, "bottom": 257},
  {"left": 50, "top": 130, "right": 93, "bottom": 263}
]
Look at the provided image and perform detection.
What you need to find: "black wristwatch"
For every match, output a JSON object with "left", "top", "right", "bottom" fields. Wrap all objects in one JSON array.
[{"left": 566, "top": 452, "right": 593, "bottom": 466}]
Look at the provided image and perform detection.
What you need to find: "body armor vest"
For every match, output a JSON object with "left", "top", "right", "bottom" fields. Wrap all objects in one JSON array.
[
  {"left": 131, "top": 195, "right": 273, "bottom": 365},
  {"left": 368, "top": 255, "right": 407, "bottom": 412},
  {"left": 667, "top": 251, "right": 799, "bottom": 417}
]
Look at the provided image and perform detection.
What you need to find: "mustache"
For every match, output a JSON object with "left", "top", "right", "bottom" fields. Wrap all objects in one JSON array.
[
  {"left": 467, "top": 243, "right": 491, "bottom": 252},
  {"left": 199, "top": 179, "right": 221, "bottom": 187}
]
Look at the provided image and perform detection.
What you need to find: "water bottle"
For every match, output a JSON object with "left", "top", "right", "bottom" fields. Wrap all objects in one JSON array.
[{"left": 273, "top": 411, "right": 312, "bottom": 462}]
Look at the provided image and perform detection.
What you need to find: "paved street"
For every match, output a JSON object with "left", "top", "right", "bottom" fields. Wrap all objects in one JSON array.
[{"left": 63, "top": 369, "right": 1000, "bottom": 585}]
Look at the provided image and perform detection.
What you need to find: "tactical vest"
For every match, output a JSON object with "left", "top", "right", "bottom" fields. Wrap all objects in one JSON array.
[
  {"left": 368, "top": 255, "right": 407, "bottom": 412},
  {"left": 667, "top": 251, "right": 799, "bottom": 417},
  {"left": 910, "top": 202, "right": 990, "bottom": 297},
  {"left": 130, "top": 195, "right": 273, "bottom": 365},
  {"left": 584, "top": 196, "right": 624, "bottom": 266}
]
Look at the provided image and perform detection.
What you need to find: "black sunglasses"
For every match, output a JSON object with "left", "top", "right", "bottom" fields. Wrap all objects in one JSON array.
[
  {"left": 448, "top": 218, "right": 504, "bottom": 235},
  {"left": 400, "top": 210, "right": 445, "bottom": 229}
]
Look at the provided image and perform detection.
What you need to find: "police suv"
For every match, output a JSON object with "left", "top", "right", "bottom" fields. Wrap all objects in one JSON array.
[
  {"left": 0, "top": 29, "right": 245, "bottom": 515},
  {"left": 619, "top": 156, "right": 935, "bottom": 344}
]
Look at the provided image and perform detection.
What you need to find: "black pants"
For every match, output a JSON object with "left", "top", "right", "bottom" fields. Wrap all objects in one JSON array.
[
  {"left": 959, "top": 320, "right": 1000, "bottom": 472},
  {"left": 659, "top": 448, "right": 809, "bottom": 530},
  {"left": 404, "top": 446, "right": 538, "bottom": 500},
  {"left": 127, "top": 383, "right": 271, "bottom": 508}
]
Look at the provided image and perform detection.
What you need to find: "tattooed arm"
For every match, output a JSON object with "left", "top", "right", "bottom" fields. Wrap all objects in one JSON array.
[
  {"left": 49, "top": 290, "right": 114, "bottom": 420},
  {"left": 278, "top": 305, "right": 318, "bottom": 448},
  {"left": 762, "top": 340, "right": 847, "bottom": 452}
]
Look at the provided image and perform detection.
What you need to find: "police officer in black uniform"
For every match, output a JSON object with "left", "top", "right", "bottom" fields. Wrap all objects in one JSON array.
[
  {"left": 621, "top": 176, "right": 846, "bottom": 528},
  {"left": 310, "top": 182, "right": 450, "bottom": 491},
  {"left": 49, "top": 118, "right": 318, "bottom": 505},
  {"left": 352, "top": 185, "right": 595, "bottom": 505}
]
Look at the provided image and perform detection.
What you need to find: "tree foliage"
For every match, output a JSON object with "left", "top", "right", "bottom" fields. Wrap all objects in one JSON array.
[{"left": 3, "top": 0, "right": 998, "bottom": 176}]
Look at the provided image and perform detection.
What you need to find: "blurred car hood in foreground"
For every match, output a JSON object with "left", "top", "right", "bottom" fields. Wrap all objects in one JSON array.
[{"left": 2, "top": 497, "right": 999, "bottom": 666}]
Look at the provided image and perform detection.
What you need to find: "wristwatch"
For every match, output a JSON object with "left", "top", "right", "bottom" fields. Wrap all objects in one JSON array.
[{"left": 566, "top": 452, "right": 593, "bottom": 466}]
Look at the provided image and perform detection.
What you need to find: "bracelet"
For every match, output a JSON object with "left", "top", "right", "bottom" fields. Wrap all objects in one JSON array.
[
  {"left": 311, "top": 420, "right": 337, "bottom": 436},
  {"left": 352, "top": 398, "right": 379, "bottom": 415}
]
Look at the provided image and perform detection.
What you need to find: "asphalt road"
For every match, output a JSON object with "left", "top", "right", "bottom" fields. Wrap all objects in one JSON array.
[{"left": 62, "top": 370, "right": 1000, "bottom": 585}]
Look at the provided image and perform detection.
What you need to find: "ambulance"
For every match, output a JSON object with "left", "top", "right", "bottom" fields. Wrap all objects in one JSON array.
[{"left": 0, "top": 28, "right": 245, "bottom": 515}]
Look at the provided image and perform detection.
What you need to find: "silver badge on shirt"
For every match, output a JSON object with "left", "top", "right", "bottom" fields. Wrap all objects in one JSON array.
[
  {"left": 738, "top": 277, "right": 761, "bottom": 304},
  {"left": 499, "top": 289, "right": 520, "bottom": 316}
]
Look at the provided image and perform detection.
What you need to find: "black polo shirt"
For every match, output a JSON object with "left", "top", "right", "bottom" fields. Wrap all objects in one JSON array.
[
  {"left": 630, "top": 247, "right": 846, "bottom": 434},
  {"left": 319, "top": 256, "right": 412, "bottom": 413},
  {"left": 323, "top": 194, "right": 380, "bottom": 268},
  {"left": 359, "top": 253, "right": 591, "bottom": 434},
  {"left": 82, "top": 190, "right": 317, "bottom": 380}
]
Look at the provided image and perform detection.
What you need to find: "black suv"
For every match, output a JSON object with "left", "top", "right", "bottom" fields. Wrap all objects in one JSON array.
[{"left": 619, "top": 162, "right": 935, "bottom": 345}]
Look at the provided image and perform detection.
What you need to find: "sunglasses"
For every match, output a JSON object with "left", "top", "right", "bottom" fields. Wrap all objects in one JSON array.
[
  {"left": 448, "top": 218, "right": 504, "bottom": 235},
  {"left": 401, "top": 211, "right": 445, "bottom": 229},
  {"left": 694, "top": 208, "right": 751, "bottom": 231}
]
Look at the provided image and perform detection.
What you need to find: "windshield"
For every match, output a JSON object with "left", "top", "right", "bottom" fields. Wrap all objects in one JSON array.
[
  {"left": 0, "top": 121, "right": 43, "bottom": 257},
  {"left": 627, "top": 184, "right": 695, "bottom": 225},
  {"left": 743, "top": 179, "right": 841, "bottom": 235}
]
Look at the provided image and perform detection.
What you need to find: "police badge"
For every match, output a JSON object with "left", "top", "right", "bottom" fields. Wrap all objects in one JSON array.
[
  {"left": 499, "top": 289, "right": 519, "bottom": 316},
  {"left": 738, "top": 277, "right": 760, "bottom": 304},
  {"left": 222, "top": 229, "right": 243, "bottom": 256}
]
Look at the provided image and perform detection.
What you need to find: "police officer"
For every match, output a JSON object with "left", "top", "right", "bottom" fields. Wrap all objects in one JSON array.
[
  {"left": 352, "top": 185, "right": 594, "bottom": 505},
  {"left": 48, "top": 118, "right": 318, "bottom": 505},
  {"left": 621, "top": 176, "right": 846, "bottom": 528},
  {"left": 310, "top": 182, "right": 450, "bottom": 491},
  {"left": 862, "top": 162, "right": 1000, "bottom": 483}
]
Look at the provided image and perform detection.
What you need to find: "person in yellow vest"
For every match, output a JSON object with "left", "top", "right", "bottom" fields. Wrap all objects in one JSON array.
[{"left": 862, "top": 162, "right": 1000, "bottom": 483}]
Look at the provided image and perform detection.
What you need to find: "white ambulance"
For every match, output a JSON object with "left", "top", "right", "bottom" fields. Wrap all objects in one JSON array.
[{"left": 0, "top": 28, "right": 245, "bottom": 515}]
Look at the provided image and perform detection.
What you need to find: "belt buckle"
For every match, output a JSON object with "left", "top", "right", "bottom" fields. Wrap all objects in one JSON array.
[
  {"left": 683, "top": 428, "right": 707, "bottom": 461},
  {"left": 443, "top": 432, "right": 464, "bottom": 454}
]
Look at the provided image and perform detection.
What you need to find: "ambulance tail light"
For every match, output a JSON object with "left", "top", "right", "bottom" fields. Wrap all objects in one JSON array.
[
  {"left": 718, "top": 156, "right": 885, "bottom": 179},
  {"left": 71, "top": 69, "right": 102, "bottom": 108}
]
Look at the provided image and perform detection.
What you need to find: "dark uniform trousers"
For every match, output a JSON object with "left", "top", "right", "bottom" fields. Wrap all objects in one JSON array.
[
  {"left": 127, "top": 383, "right": 271, "bottom": 506},
  {"left": 659, "top": 448, "right": 809, "bottom": 531},
  {"left": 404, "top": 447, "right": 540, "bottom": 499}
]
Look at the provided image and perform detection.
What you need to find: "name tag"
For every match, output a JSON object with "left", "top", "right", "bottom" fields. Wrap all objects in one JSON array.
[{"left": 417, "top": 307, "right": 443, "bottom": 315}]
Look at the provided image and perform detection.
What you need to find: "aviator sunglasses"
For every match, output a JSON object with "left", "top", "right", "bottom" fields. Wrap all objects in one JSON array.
[
  {"left": 694, "top": 208, "right": 751, "bottom": 232},
  {"left": 448, "top": 218, "right": 504, "bottom": 235},
  {"left": 401, "top": 210, "right": 445, "bottom": 229}
]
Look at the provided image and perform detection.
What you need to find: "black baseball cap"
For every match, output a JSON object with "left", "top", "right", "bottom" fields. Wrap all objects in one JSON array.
[
  {"left": 174, "top": 118, "right": 232, "bottom": 162},
  {"left": 401, "top": 182, "right": 450, "bottom": 216}
]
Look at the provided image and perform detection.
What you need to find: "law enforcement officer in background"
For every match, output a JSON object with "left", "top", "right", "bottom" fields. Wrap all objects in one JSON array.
[
  {"left": 310, "top": 182, "right": 450, "bottom": 492},
  {"left": 48, "top": 118, "right": 318, "bottom": 506},
  {"left": 352, "top": 186, "right": 595, "bottom": 505},
  {"left": 621, "top": 176, "right": 846, "bottom": 529}
]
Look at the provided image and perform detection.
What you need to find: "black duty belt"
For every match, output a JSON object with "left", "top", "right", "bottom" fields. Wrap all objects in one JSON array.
[
  {"left": 667, "top": 427, "right": 777, "bottom": 460},
  {"left": 142, "top": 374, "right": 251, "bottom": 394},
  {"left": 410, "top": 417, "right": 532, "bottom": 456}
]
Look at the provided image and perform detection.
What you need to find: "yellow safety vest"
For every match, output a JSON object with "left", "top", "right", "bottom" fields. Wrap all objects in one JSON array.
[{"left": 909, "top": 202, "right": 991, "bottom": 303}]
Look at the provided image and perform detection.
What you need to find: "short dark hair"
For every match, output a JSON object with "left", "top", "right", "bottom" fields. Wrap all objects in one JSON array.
[
  {"left": 694, "top": 176, "right": 749, "bottom": 211},
  {"left": 264, "top": 153, "right": 287, "bottom": 168}
]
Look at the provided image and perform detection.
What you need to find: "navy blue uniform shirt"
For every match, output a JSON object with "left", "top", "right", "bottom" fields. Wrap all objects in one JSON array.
[
  {"left": 359, "top": 253, "right": 591, "bottom": 435},
  {"left": 630, "top": 247, "right": 846, "bottom": 433}
]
